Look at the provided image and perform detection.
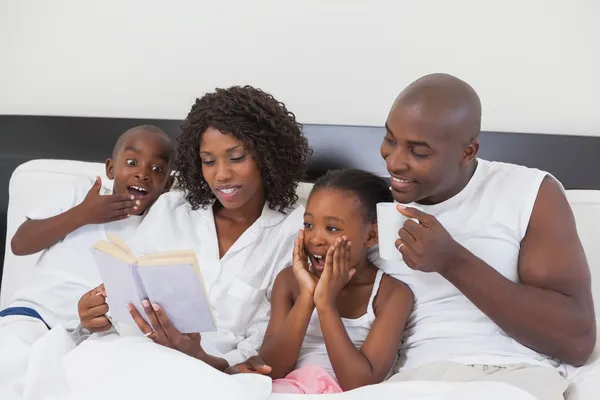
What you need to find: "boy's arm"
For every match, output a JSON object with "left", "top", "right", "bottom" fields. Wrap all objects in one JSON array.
[
  {"left": 319, "top": 276, "right": 413, "bottom": 391},
  {"left": 258, "top": 268, "right": 314, "bottom": 379},
  {"left": 11, "top": 177, "right": 138, "bottom": 256}
]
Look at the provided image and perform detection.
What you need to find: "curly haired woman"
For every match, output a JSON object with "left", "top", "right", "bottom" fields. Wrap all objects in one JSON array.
[{"left": 77, "top": 85, "right": 311, "bottom": 373}]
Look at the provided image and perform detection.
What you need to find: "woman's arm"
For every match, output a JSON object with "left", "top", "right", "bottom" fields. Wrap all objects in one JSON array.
[
  {"left": 319, "top": 276, "right": 413, "bottom": 391},
  {"left": 259, "top": 268, "right": 315, "bottom": 379}
]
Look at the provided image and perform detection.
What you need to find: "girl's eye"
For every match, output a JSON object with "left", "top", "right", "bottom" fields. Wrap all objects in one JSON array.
[
  {"left": 326, "top": 226, "right": 339, "bottom": 232},
  {"left": 152, "top": 166, "right": 163, "bottom": 173},
  {"left": 126, "top": 159, "right": 137, "bottom": 166},
  {"left": 303, "top": 222, "right": 313, "bottom": 229}
]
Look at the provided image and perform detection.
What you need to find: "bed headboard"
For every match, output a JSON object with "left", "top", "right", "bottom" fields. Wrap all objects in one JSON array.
[{"left": 1, "top": 115, "right": 600, "bottom": 288}]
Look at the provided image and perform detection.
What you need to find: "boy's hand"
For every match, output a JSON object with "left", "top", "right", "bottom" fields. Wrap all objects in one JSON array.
[
  {"left": 78, "top": 284, "right": 112, "bottom": 333},
  {"left": 77, "top": 177, "right": 139, "bottom": 225}
]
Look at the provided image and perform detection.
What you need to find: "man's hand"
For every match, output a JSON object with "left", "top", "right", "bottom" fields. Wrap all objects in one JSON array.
[
  {"left": 225, "top": 356, "right": 272, "bottom": 375},
  {"left": 77, "top": 177, "right": 139, "bottom": 224},
  {"left": 78, "top": 284, "right": 112, "bottom": 333},
  {"left": 394, "top": 205, "right": 463, "bottom": 274}
]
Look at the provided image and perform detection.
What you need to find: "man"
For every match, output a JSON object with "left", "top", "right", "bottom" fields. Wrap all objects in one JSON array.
[{"left": 379, "top": 73, "right": 596, "bottom": 400}]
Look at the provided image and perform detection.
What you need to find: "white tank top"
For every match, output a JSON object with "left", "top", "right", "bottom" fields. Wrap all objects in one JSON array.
[
  {"left": 296, "top": 269, "right": 386, "bottom": 379},
  {"left": 376, "top": 159, "right": 562, "bottom": 371}
]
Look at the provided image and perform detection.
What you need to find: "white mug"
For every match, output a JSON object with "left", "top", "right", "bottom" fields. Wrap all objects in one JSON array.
[{"left": 376, "top": 202, "right": 421, "bottom": 261}]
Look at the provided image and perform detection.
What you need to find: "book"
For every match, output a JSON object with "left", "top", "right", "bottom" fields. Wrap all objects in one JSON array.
[{"left": 91, "top": 234, "right": 216, "bottom": 333}]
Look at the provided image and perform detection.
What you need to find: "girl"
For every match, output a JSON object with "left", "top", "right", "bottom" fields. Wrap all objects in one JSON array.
[
  {"left": 260, "top": 168, "right": 414, "bottom": 393},
  {"left": 77, "top": 85, "right": 311, "bottom": 372}
]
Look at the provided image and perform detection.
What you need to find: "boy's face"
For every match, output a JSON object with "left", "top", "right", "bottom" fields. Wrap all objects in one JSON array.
[{"left": 106, "top": 131, "right": 173, "bottom": 214}]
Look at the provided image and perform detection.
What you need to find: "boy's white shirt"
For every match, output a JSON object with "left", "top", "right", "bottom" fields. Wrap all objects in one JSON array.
[
  {"left": 127, "top": 191, "right": 304, "bottom": 367},
  {"left": 7, "top": 177, "right": 144, "bottom": 330}
]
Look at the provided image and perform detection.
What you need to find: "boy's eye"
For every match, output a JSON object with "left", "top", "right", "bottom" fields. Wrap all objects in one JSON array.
[{"left": 126, "top": 159, "right": 137, "bottom": 166}]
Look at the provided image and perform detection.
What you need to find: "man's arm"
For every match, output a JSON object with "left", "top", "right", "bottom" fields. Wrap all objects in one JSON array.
[{"left": 443, "top": 177, "right": 596, "bottom": 366}]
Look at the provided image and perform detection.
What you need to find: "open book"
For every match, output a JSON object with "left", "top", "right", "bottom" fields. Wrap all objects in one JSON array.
[{"left": 91, "top": 234, "right": 216, "bottom": 333}]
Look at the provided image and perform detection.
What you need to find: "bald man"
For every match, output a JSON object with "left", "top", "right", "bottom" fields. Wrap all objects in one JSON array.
[
  {"left": 377, "top": 74, "right": 595, "bottom": 399},
  {"left": 0, "top": 125, "right": 174, "bottom": 398}
]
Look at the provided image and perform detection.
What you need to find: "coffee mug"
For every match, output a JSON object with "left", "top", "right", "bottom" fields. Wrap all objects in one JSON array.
[{"left": 376, "top": 202, "right": 420, "bottom": 261}]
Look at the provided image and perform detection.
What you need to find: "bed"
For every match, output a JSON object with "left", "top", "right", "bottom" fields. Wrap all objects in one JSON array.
[{"left": 1, "top": 115, "right": 599, "bottom": 399}]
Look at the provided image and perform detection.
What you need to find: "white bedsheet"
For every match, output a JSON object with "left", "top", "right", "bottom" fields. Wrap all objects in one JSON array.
[{"left": 19, "top": 327, "right": 537, "bottom": 400}]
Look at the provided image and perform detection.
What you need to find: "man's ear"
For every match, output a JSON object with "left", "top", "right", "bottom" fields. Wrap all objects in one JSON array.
[
  {"left": 461, "top": 139, "right": 480, "bottom": 167},
  {"left": 365, "top": 222, "right": 379, "bottom": 249},
  {"left": 163, "top": 175, "right": 175, "bottom": 193},
  {"left": 105, "top": 158, "right": 115, "bottom": 180}
]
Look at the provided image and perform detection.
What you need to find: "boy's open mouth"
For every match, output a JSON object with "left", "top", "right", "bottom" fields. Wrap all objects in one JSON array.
[{"left": 127, "top": 185, "right": 149, "bottom": 198}]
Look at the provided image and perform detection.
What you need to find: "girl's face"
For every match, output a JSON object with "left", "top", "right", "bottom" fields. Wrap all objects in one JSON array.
[
  {"left": 199, "top": 127, "right": 264, "bottom": 210},
  {"left": 303, "top": 188, "right": 378, "bottom": 276}
]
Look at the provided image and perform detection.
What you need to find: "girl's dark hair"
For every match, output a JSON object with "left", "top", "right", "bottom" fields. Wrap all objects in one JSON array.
[
  {"left": 175, "top": 85, "right": 311, "bottom": 212},
  {"left": 310, "top": 169, "right": 393, "bottom": 223}
]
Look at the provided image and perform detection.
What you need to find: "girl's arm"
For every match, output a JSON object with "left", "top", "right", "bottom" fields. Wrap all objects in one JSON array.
[
  {"left": 259, "top": 267, "right": 315, "bottom": 379},
  {"left": 319, "top": 275, "right": 413, "bottom": 391}
]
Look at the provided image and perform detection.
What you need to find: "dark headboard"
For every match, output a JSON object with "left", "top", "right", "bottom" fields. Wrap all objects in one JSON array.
[{"left": 2, "top": 115, "right": 600, "bottom": 285}]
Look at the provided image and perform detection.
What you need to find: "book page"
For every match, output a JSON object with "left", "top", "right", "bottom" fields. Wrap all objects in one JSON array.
[
  {"left": 137, "top": 262, "right": 216, "bottom": 333},
  {"left": 91, "top": 248, "right": 142, "bottom": 327}
]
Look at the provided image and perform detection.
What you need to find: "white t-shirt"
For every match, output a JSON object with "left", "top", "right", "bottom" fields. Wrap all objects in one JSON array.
[
  {"left": 8, "top": 177, "right": 143, "bottom": 329},
  {"left": 376, "top": 159, "right": 562, "bottom": 371},
  {"left": 127, "top": 191, "right": 304, "bottom": 367}
]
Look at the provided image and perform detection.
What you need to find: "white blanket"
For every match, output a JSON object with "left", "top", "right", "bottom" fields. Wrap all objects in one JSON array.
[{"left": 19, "top": 326, "right": 538, "bottom": 400}]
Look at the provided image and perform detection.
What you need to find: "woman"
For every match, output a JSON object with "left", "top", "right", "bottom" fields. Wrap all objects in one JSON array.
[{"left": 77, "top": 85, "right": 311, "bottom": 372}]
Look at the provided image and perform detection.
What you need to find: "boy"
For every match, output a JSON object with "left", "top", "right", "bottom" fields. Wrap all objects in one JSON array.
[{"left": 0, "top": 125, "right": 174, "bottom": 397}]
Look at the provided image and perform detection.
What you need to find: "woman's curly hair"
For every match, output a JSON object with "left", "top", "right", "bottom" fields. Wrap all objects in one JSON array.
[{"left": 175, "top": 85, "right": 311, "bottom": 212}]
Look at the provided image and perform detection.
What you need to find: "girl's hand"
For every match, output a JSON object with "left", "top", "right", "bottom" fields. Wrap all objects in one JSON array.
[
  {"left": 314, "top": 237, "right": 355, "bottom": 310},
  {"left": 292, "top": 230, "right": 318, "bottom": 298}
]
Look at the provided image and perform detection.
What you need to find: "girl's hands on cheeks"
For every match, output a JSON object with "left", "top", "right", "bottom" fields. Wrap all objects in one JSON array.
[
  {"left": 292, "top": 229, "right": 318, "bottom": 300},
  {"left": 314, "top": 236, "right": 355, "bottom": 310}
]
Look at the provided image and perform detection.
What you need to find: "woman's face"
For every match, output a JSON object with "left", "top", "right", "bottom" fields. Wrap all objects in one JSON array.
[{"left": 199, "top": 127, "right": 264, "bottom": 210}]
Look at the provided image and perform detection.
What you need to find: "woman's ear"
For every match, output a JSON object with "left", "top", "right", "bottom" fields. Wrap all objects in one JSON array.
[
  {"left": 365, "top": 222, "right": 379, "bottom": 249},
  {"left": 105, "top": 158, "right": 114, "bottom": 180}
]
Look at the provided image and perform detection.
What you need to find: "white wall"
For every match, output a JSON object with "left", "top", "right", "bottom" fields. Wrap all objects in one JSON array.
[{"left": 1, "top": 0, "right": 599, "bottom": 136}]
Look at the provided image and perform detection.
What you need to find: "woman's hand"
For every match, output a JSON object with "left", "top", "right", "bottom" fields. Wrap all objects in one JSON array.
[
  {"left": 292, "top": 230, "right": 318, "bottom": 299},
  {"left": 314, "top": 237, "right": 355, "bottom": 310},
  {"left": 128, "top": 300, "right": 204, "bottom": 359},
  {"left": 78, "top": 284, "right": 112, "bottom": 333}
]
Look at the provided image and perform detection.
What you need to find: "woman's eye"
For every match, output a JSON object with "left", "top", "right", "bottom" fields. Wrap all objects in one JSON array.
[
  {"left": 201, "top": 160, "right": 215, "bottom": 166},
  {"left": 126, "top": 159, "right": 137, "bottom": 166},
  {"left": 230, "top": 155, "right": 246, "bottom": 162}
]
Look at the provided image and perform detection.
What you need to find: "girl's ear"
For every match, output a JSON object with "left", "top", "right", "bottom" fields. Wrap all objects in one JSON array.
[{"left": 365, "top": 222, "right": 379, "bottom": 249}]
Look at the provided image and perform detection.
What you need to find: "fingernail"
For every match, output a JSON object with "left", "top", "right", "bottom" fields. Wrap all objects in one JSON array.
[
  {"left": 95, "top": 292, "right": 103, "bottom": 296},
  {"left": 152, "top": 303, "right": 160, "bottom": 311},
  {"left": 133, "top": 206, "right": 138, "bottom": 210},
  {"left": 142, "top": 299, "right": 150, "bottom": 307},
  {"left": 130, "top": 195, "right": 135, "bottom": 200},
  {"left": 127, "top": 214, "right": 131, "bottom": 217},
  {"left": 396, "top": 204, "right": 406, "bottom": 209},
  {"left": 127, "top": 304, "right": 133, "bottom": 311},
  {"left": 135, "top": 200, "right": 141, "bottom": 205},
  {"left": 347, "top": 241, "right": 352, "bottom": 246}
]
